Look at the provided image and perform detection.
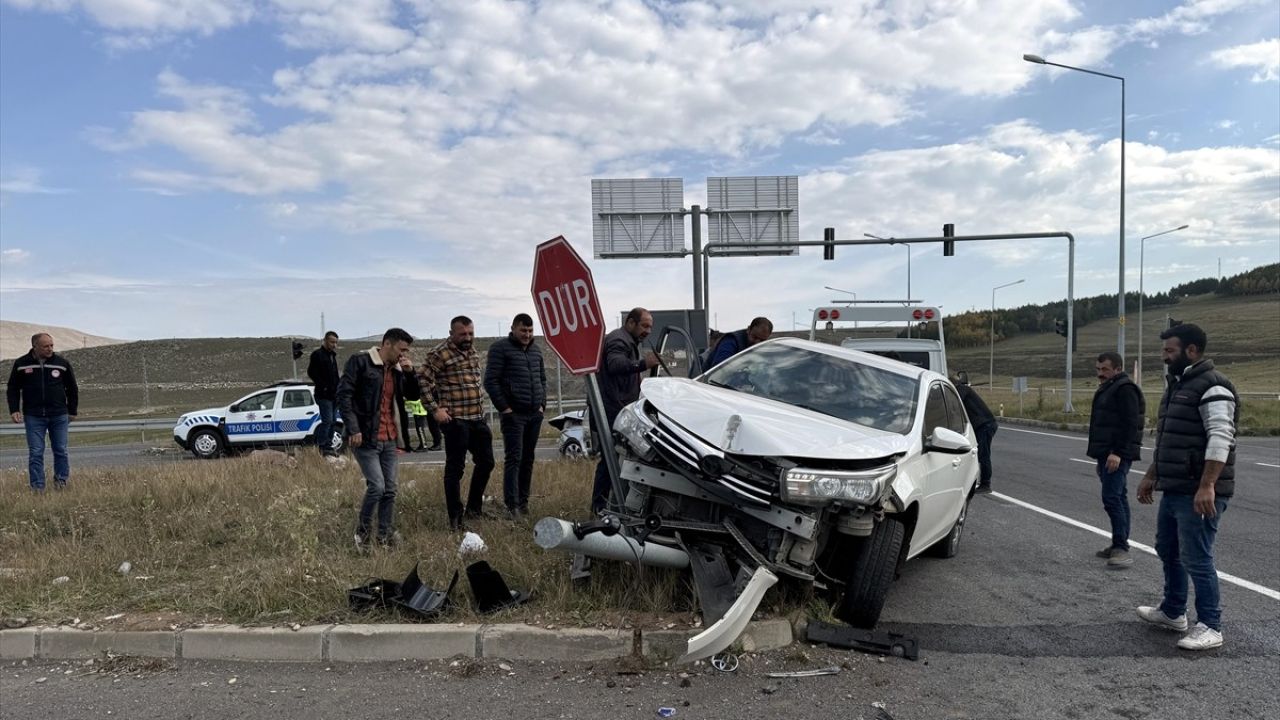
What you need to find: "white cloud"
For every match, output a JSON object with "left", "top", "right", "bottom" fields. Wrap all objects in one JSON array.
[
  {"left": 0, "top": 167, "right": 71, "bottom": 194},
  {"left": 1207, "top": 37, "right": 1280, "bottom": 82},
  {"left": 0, "top": 248, "right": 32, "bottom": 265},
  {"left": 2, "top": 0, "right": 253, "bottom": 35}
]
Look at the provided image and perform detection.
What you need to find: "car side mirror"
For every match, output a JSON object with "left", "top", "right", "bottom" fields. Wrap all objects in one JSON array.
[
  {"left": 926, "top": 427, "right": 972, "bottom": 454},
  {"left": 228, "top": 403, "right": 240, "bottom": 413}
]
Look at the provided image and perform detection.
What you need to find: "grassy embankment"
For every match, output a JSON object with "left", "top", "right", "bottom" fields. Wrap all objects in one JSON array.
[{"left": 0, "top": 456, "right": 816, "bottom": 629}]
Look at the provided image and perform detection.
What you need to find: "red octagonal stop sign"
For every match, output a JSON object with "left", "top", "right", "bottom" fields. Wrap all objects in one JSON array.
[{"left": 531, "top": 236, "right": 605, "bottom": 375}]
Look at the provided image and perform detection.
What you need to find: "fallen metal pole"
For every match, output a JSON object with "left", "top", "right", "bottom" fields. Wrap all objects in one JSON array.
[{"left": 533, "top": 518, "right": 690, "bottom": 569}]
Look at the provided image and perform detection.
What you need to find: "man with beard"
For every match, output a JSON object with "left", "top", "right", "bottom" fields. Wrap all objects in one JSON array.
[
  {"left": 307, "top": 331, "right": 340, "bottom": 456},
  {"left": 419, "top": 316, "right": 495, "bottom": 530},
  {"left": 1136, "top": 323, "right": 1239, "bottom": 651},
  {"left": 590, "top": 307, "right": 659, "bottom": 513},
  {"left": 1086, "top": 351, "right": 1145, "bottom": 568},
  {"left": 484, "top": 313, "right": 547, "bottom": 519}
]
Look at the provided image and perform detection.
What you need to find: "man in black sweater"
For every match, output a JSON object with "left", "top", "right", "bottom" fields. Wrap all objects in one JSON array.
[
  {"left": 953, "top": 371, "right": 997, "bottom": 494},
  {"left": 7, "top": 333, "right": 79, "bottom": 491},
  {"left": 1086, "top": 351, "right": 1145, "bottom": 568},
  {"left": 484, "top": 313, "right": 548, "bottom": 518},
  {"left": 307, "top": 331, "right": 340, "bottom": 456}
]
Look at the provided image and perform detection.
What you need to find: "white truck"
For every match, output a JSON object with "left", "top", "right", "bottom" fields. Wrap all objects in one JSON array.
[{"left": 808, "top": 305, "right": 948, "bottom": 376}]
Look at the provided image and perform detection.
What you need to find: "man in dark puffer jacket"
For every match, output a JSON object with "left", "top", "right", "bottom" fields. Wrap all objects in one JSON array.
[
  {"left": 1086, "top": 351, "right": 1145, "bottom": 568},
  {"left": 484, "top": 313, "right": 547, "bottom": 518},
  {"left": 1136, "top": 323, "right": 1239, "bottom": 651}
]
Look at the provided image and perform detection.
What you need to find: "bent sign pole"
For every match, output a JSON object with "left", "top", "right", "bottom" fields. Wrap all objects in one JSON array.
[{"left": 531, "top": 236, "right": 626, "bottom": 507}]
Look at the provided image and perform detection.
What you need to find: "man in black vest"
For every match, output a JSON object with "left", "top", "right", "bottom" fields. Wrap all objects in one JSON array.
[
  {"left": 1086, "top": 351, "right": 1145, "bottom": 568},
  {"left": 1136, "top": 323, "right": 1238, "bottom": 651}
]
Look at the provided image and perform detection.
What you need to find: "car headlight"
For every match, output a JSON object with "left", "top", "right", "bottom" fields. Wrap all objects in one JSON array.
[
  {"left": 782, "top": 464, "right": 897, "bottom": 506},
  {"left": 614, "top": 403, "right": 655, "bottom": 460}
]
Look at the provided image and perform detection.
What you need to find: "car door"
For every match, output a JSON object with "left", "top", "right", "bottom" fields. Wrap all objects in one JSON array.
[
  {"left": 276, "top": 388, "right": 318, "bottom": 443},
  {"left": 223, "top": 389, "right": 282, "bottom": 445},
  {"left": 936, "top": 384, "right": 972, "bottom": 507},
  {"left": 910, "top": 382, "right": 958, "bottom": 550}
]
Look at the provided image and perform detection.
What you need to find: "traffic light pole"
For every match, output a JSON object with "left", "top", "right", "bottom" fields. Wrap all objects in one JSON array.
[{"left": 703, "top": 231, "right": 1078, "bottom": 412}]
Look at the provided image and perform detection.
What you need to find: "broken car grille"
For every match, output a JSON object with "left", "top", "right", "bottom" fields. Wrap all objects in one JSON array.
[{"left": 645, "top": 418, "right": 779, "bottom": 506}]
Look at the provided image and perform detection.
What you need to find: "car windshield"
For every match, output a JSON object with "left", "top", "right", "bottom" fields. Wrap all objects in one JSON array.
[{"left": 701, "top": 343, "right": 920, "bottom": 434}]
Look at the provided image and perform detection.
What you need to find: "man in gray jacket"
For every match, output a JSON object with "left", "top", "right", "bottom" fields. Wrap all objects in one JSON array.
[
  {"left": 590, "top": 307, "right": 658, "bottom": 513},
  {"left": 1136, "top": 323, "right": 1238, "bottom": 651},
  {"left": 484, "top": 313, "right": 547, "bottom": 518}
]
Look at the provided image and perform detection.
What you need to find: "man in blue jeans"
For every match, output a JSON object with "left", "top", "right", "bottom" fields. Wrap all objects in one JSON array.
[
  {"left": 7, "top": 333, "right": 78, "bottom": 491},
  {"left": 307, "top": 331, "right": 341, "bottom": 456},
  {"left": 1136, "top": 323, "right": 1238, "bottom": 651},
  {"left": 1085, "top": 351, "right": 1145, "bottom": 568},
  {"left": 336, "top": 328, "right": 419, "bottom": 551}
]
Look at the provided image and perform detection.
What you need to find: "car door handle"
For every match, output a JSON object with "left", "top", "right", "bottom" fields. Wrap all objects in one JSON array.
[
  {"left": 305, "top": 411, "right": 316, "bottom": 416},
  {"left": 262, "top": 415, "right": 272, "bottom": 419}
]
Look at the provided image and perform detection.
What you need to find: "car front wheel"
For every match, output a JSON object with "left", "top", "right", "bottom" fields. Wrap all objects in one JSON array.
[
  {"left": 190, "top": 429, "right": 224, "bottom": 459},
  {"left": 836, "top": 517, "right": 905, "bottom": 629},
  {"left": 561, "top": 439, "right": 585, "bottom": 459}
]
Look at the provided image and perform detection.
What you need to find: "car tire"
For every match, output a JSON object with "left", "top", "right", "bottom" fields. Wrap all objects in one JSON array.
[
  {"left": 927, "top": 498, "right": 969, "bottom": 559},
  {"left": 189, "top": 429, "right": 224, "bottom": 459},
  {"left": 836, "top": 517, "right": 905, "bottom": 629},
  {"left": 561, "top": 439, "right": 585, "bottom": 459}
]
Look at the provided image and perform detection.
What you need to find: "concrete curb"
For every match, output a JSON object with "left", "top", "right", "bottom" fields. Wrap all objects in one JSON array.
[{"left": 0, "top": 619, "right": 794, "bottom": 664}]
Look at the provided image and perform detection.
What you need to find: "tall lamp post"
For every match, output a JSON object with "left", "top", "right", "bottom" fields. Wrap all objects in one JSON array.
[
  {"left": 1024, "top": 53, "right": 1126, "bottom": 357},
  {"left": 1138, "top": 224, "right": 1189, "bottom": 385},
  {"left": 990, "top": 279, "right": 1025, "bottom": 389}
]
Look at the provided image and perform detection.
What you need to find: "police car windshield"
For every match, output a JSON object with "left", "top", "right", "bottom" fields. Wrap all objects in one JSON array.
[{"left": 700, "top": 343, "right": 919, "bottom": 434}]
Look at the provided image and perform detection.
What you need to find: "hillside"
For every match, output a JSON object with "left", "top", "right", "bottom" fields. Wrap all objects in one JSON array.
[
  {"left": 0, "top": 320, "right": 124, "bottom": 360},
  {"left": 948, "top": 293, "right": 1280, "bottom": 389}
]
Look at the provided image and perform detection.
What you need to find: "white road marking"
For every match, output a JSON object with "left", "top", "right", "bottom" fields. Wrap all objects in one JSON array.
[
  {"left": 989, "top": 491, "right": 1280, "bottom": 602},
  {"left": 1003, "top": 427, "right": 1083, "bottom": 441},
  {"left": 1068, "top": 457, "right": 1145, "bottom": 475},
  {"left": 1258, "top": 462, "right": 1280, "bottom": 469}
]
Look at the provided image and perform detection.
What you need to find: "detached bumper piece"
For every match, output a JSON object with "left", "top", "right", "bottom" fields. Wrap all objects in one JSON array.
[
  {"left": 805, "top": 620, "right": 919, "bottom": 661},
  {"left": 346, "top": 563, "right": 458, "bottom": 620},
  {"left": 466, "top": 560, "right": 532, "bottom": 614},
  {"left": 679, "top": 565, "right": 778, "bottom": 664}
]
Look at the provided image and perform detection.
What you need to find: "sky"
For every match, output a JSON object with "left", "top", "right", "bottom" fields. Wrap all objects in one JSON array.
[{"left": 0, "top": 0, "right": 1277, "bottom": 345}]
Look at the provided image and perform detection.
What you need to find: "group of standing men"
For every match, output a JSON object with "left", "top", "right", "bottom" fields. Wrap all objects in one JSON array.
[{"left": 330, "top": 314, "right": 548, "bottom": 550}]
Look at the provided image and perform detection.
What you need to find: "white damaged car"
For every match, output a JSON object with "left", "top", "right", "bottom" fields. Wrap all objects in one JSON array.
[{"left": 548, "top": 337, "right": 979, "bottom": 649}]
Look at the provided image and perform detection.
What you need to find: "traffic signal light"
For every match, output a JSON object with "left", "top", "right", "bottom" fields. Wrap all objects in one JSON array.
[
  {"left": 823, "top": 227, "right": 835, "bottom": 261},
  {"left": 1168, "top": 317, "right": 1182, "bottom": 329},
  {"left": 942, "top": 223, "right": 955, "bottom": 257},
  {"left": 291, "top": 341, "right": 304, "bottom": 360},
  {"left": 1054, "top": 318, "right": 1067, "bottom": 337}
]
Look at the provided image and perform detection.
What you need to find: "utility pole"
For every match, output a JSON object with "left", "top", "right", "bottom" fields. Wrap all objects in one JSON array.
[
  {"left": 142, "top": 355, "right": 151, "bottom": 410},
  {"left": 321, "top": 312, "right": 325, "bottom": 335}
]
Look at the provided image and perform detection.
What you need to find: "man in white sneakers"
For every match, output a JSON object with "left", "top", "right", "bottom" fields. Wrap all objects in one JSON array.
[{"left": 1135, "top": 323, "right": 1238, "bottom": 651}]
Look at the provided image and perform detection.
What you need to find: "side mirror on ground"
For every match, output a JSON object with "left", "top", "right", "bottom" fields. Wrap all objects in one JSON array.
[{"left": 926, "top": 427, "right": 972, "bottom": 454}]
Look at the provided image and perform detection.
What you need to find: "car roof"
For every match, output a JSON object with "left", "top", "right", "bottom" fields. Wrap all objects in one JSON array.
[
  {"left": 763, "top": 337, "right": 947, "bottom": 384},
  {"left": 263, "top": 380, "right": 314, "bottom": 389}
]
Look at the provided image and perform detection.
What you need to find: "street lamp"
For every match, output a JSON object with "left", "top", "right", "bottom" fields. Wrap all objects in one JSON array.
[
  {"left": 1138, "top": 224, "right": 1189, "bottom": 385},
  {"left": 864, "top": 233, "right": 911, "bottom": 301},
  {"left": 990, "top": 279, "right": 1026, "bottom": 389},
  {"left": 1024, "top": 52, "right": 1127, "bottom": 357}
]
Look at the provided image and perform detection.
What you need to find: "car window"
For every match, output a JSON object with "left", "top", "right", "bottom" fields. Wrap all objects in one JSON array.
[
  {"left": 282, "top": 389, "right": 313, "bottom": 409},
  {"left": 922, "top": 384, "right": 948, "bottom": 439},
  {"left": 942, "top": 385, "right": 968, "bottom": 434},
  {"left": 235, "top": 391, "right": 277, "bottom": 413},
  {"left": 701, "top": 343, "right": 920, "bottom": 434}
]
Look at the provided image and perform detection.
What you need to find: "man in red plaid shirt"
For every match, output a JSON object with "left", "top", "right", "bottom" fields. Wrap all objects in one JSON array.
[{"left": 419, "top": 315, "right": 496, "bottom": 530}]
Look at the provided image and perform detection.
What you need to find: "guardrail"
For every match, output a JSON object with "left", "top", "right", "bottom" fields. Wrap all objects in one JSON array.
[{"left": 0, "top": 418, "right": 177, "bottom": 436}]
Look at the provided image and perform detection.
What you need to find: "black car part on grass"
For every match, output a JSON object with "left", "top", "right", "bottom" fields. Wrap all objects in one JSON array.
[
  {"left": 466, "top": 560, "right": 532, "bottom": 613},
  {"left": 347, "top": 563, "right": 458, "bottom": 620}
]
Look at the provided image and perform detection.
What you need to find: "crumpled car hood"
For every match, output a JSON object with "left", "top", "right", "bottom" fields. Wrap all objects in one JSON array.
[{"left": 639, "top": 378, "right": 912, "bottom": 460}]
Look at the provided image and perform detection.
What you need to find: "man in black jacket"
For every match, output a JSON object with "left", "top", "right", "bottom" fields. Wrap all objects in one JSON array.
[
  {"left": 1087, "top": 351, "right": 1146, "bottom": 568},
  {"left": 590, "top": 307, "right": 659, "bottom": 513},
  {"left": 705, "top": 317, "right": 772, "bottom": 370},
  {"left": 336, "top": 328, "right": 420, "bottom": 551},
  {"left": 1136, "top": 323, "right": 1238, "bottom": 651},
  {"left": 953, "top": 371, "right": 997, "bottom": 494},
  {"left": 7, "top": 333, "right": 78, "bottom": 491},
  {"left": 484, "top": 313, "right": 548, "bottom": 518},
  {"left": 307, "top": 331, "right": 340, "bottom": 456}
]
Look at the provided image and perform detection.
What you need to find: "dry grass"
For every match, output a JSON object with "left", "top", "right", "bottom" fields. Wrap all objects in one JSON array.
[{"left": 0, "top": 456, "right": 802, "bottom": 629}]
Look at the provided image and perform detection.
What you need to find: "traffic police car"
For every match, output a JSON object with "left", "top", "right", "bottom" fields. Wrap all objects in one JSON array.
[{"left": 173, "top": 381, "right": 345, "bottom": 459}]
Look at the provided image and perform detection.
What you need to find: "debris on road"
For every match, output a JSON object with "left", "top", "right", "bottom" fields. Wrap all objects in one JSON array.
[
  {"left": 806, "top": 620, "right": 919, "bottom": 661},
  {"left": 765, "top": 666, "right": 841, "bottom": 678},
  {"left": 52, "top": 576, "right": 70, "bottom": 585}
]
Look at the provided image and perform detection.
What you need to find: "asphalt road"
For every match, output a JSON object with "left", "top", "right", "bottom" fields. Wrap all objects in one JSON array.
[{"left": 3, "top": 425, "right": 1278, "bottom": 719}]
